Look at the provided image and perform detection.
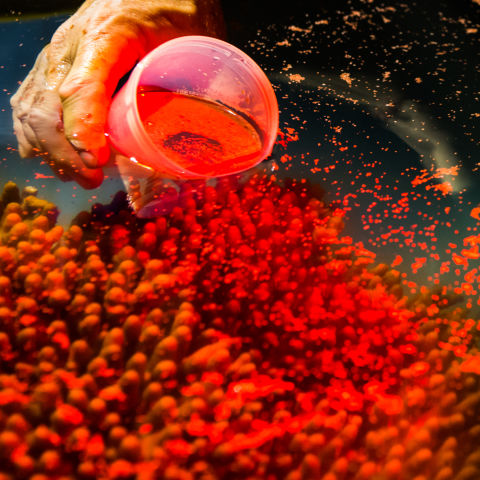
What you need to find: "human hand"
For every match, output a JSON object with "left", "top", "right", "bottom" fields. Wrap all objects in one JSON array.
[{"left": 10, "top": 0, "right": 224, "bottom": 189}]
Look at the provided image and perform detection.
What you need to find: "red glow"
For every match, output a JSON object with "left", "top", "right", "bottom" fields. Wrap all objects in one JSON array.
[{"left": 137, "top": 90, "right": 263, "bottom": 176}]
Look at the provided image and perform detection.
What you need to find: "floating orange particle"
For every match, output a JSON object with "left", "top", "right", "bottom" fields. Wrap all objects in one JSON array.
[
  {"left": 470, "top": 206, "right": 480, "bottom": 221},
  {"left": 391, "top": 255, "right": 403, "bottom": 267},
  {"left": 340, "top": 72, "right": 353, "bottom": 86},
  {"left": 287, "top": 73, "right": 305, "bottom": 83},
  {"left": 452, "top": 253, "right": 468, "bottom": 268},
  {"left": 460, "top": 355, "right": 480, "bottom": 375},
  {"left": 411, "top": 257, "right": 427, "bottom": 274}
]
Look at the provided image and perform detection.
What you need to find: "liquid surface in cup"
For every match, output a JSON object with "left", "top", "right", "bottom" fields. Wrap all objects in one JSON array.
[{"left": 137, "top": 89, "right": 263, "bottom": 177}]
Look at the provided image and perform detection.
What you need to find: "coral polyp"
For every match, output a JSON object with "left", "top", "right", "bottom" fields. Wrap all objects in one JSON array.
[{"left": 0, "top": 177, "right": 478, "bottom": 480}]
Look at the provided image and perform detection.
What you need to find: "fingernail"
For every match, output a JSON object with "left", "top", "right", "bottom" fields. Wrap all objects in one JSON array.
[
  {"left": 70, "top": 139, "right": 86, "bottom": 150},
  {"left": 79, "top": 151, "right": 98, "bottom": 168}
]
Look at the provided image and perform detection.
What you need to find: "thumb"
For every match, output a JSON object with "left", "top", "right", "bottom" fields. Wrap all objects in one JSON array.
[
  {"left": 60, "top": 78, "right": 111, "bottom": 168},
  {"left": 58, "top": 36, "right": 141, "bottom": 168}
]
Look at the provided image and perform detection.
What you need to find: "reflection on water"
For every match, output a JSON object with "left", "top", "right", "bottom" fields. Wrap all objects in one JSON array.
[{"left": 0, "top": 2, "right": 480, "bottom": 479}]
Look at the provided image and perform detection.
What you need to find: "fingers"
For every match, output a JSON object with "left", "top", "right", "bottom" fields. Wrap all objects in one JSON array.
[
  {"left": 11, "top": 36, "right": 105, "bottom": 187},
  {"left": 27, "top": 89, "right": 104, "bottom": 189},
  {"left": 12, "top": 62, "right": 103, "bottom": 189}
]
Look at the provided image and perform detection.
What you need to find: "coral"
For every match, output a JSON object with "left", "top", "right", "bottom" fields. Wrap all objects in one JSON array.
[{"left": 0, "top": 177, "right": 478, "bottom": 480}]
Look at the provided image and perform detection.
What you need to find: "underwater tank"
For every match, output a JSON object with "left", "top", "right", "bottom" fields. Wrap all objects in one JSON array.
[{"left": 0, "top": 1, "right": 479, "bottom": 479}]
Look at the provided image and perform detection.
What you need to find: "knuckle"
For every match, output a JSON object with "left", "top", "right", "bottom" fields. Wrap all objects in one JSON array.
[
  {"left": 40, "top": 44, "right": 50, "bottom": 55},
  {"left": 58, "top": 75, "right": 88, "bottom": 98},
  {"left": 27, "top": 107, "right": 52, "bottom": 129},
  {"left": 9, "top": 93, "right": 19, "bottom": 107},
  {"left": 59, "top": 77, "right": 106, "bottom": 101},
  {"left": 58, "top": 79, "right": 83, "bottom": 99},
  {"left": 50, "top": 25, "right": 69, "bottom": 46},
  {"left": 40, "top": 44, "right": 52, "bottom": 62}
]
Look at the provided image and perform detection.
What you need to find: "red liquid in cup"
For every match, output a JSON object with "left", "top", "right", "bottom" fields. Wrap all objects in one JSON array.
[{"left": 136, "top": 89, "right": 264, "bottom": 177}]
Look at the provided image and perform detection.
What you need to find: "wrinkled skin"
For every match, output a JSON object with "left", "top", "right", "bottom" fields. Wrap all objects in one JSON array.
[{"left": 10, "top": 0, "right": 225, "bottom": 188}]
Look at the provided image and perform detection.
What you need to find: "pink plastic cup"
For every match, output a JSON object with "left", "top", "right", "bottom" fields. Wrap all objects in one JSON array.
[{"left": 107, "top": 35, "right": 279, "bottom": 217}]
